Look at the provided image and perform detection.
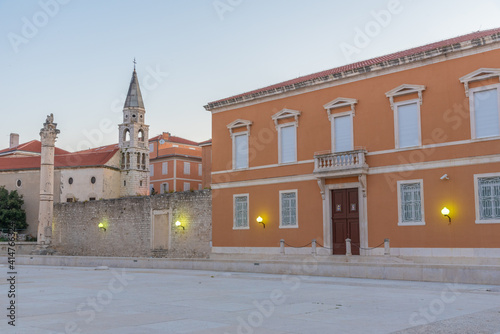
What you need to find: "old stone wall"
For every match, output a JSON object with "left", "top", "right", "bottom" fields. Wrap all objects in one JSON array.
[{"left": 52, "top": 190, "right": 211, "bottom": 258}]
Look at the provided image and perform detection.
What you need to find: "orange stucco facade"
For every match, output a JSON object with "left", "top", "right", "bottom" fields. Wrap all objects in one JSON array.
[{"left": 207, "top": 31, "right": 500, "bottom": 256}]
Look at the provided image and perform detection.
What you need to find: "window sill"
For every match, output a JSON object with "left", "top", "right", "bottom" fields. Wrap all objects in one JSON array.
[
  {"left": 233, "top": 226, "right": 250, "bottom": 230},
  {"left": 278, "top": 161, "right": 297, "bottom": 166},
  {"left": 471, "top": 135, "right": 500, "bottom": 142},
  {"left": 475, "top": 219, "right": 500, "bottom": 224},
  {"left": 394, "top": 145, "right": 422, "bottom": 152},
  {"left": 279, "top": 225, "right": 299, "bottom": 229},
  {"left": 397, "top": 221, "right": 425, "bottom": 226}
]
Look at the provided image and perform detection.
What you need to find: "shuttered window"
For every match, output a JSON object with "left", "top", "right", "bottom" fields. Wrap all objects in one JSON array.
[
  {"left": 280, "top": 125, "right": 296, "bottom": 163},
  {"left": 400, "top": 182, "right": 422, "bottom": 223},
  {"left": 478, "top": 177, "right": 500, "bottom": 220},
  {"left": 162, "top": 162, "right": 168, "bottom": 175},
  {"left": 474, "top": 89, "right": 500, "bottom": 138},
  {"left": 280, "top": 191, "right": 298, "bottom": 227},
  {"left": 397, "top": 102, "right": 420, "bottom": 148},
  {"left": 234, "top": 195, "right": 248, "bottom": 228},
  {"left": 333, "top": 115, "right": 353, "bottom": 152},
  {"left": 234, "top": 134, "right": 248, "bottom": 169}
]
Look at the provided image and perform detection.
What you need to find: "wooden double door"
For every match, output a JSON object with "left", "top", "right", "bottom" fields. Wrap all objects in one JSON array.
[{"left": 332, "top": 188, "right": 360, "bottom": 255}]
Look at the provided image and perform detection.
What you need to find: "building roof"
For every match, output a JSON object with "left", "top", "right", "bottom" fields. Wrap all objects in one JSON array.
[
  {"left": 149, "top": 133, "right": 200, "bottom": 146},
  {"left": 124, "top": 69, "right": 145, "bottom": 109},
  {"left": 152, "top": 146, "right": 202, "bottom": 160},
  {"left": 0, "top": 140, "right": 70, "bottom": 157},
  {"left": 198, "top": 139, "right": 212, "bottom": 147},
  {"left": 0, "top": 149, "right": 119, "bottom": 171},
  {"left": 205, "top": 27, "right": 500, "bottom": 110}
]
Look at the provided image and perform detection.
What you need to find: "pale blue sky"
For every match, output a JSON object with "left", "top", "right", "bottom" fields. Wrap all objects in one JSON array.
[{"left": 2, "top": 0, "right": 500, "bottom": 151}]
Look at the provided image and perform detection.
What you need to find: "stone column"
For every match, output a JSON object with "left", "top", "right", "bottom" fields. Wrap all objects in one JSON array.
[{"left": 36, "top": 114, "right": 59, "bottom": 250}]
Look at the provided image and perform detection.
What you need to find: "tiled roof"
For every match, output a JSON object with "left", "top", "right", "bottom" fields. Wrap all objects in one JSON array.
[
  {"left": 0, "top": 140, "right": 71, "bottom": 156},
  {"left": 198, "top": 139, "right": 212, "bottom": 146},
  {"left": 205, "top": 27, "right": 500, "bottom": 109},
  {"left": 0, "top": 149, "right": 119, "bottom": 171},
  {"left": 152, "top": 146, "right": 202, "bottom": 160},
  {"left": 149, "top": 134, "right": 199, "bottom": 146}
]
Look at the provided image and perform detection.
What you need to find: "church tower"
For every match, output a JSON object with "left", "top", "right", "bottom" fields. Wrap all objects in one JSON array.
[{"left": 119, "top": 65, "right": 150, "bottom": 196}]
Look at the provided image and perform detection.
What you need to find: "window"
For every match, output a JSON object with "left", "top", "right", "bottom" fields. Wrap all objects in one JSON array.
[
  {"left": 332, "top": 114, "right": 353, "bottom": 152},
  {"left": 470, "top": 86, "right": 500, "bottom": 139},
  {"left": 397, "top": 180, "right": 425, "bottom": 226},
  {"left": 16, "top": 180, "right": 22, "bottom": 188},
  {"left": 68, "top": 177, "right": 73, "bottom": 185},
  {"left": 279, "top": 190, "right": 298, "bottom": 228},
  {"left": 233, "top": 194, "right": 249, "bottom": 229},
  {"left": 66, "top": 198, "right": 74, "bottom": 203},
  {"left": 198, "top": 164, "right": 202, "bottom": 176},
  {"left": 149, "top": 165, "right": 154, "bottom": 176},
  {"left": 150, "top": 185, "right": 155, "bottom": 193},
  {"left": 184, "top": 162, "right": 190, "bottom": 175},
  {"left": 149, "top": 143, "right": 154, "bottom": 152},
  {"left": 395, "top": 101, "right": 421, "bottom": 148},
  {"left": 233, "top": 133, "right": 248, "bottom": 169},
  {"left": 162, "top": 162, "right": 168, "bottom": 175},
  {"left": 91, "top": 176, "right": 96, "bottom": 184},
  {"left": 89, "top": 197, "right": 96, "bottom": 201},
  {"left": 184, "top": 182, "right": 190, "bottom": 191},
  {"left": 161, "top": 183, "right": 169, "bottom": 193},
  {"left": 198, "top": 184, "right": 202, "bottom": 190},
  {"left": 475, "top": 173, "right": 500, "bottom": 224},
  {"left": 279, "top": 124, "right": 297, "bottom": 163}
]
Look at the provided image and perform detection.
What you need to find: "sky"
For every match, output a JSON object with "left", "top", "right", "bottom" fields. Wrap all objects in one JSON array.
[{"left": 1, "top": 0, "right": 500, "bottom": 152}]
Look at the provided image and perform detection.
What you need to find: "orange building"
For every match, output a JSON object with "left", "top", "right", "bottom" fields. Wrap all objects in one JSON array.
[
  {"left": 205, "top": 28, "right": 500, "bottom": 257},
  {"left": 199, "top": 139, "right": 212, "bottom": 189},
  {"left": 149, "top": 132, "right": 204, "bottom": 193}
]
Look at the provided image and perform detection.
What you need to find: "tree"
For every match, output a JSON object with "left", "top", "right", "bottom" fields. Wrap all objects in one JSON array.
[{"left": 0, "top": 186, "right": 27, "bottom": 232}]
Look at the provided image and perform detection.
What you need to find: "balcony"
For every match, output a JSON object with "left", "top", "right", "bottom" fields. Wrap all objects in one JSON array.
[{"left": 314, "top": 149, "right": 368, "bottom": 177}]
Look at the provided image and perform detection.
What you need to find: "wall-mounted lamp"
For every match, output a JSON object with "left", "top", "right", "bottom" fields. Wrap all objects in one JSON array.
[
  {"left": 256, "top": 216, "right": 265, "bottom": 229},
  {"left": 441, "top": 207, "right": 451, "bottom": 224},
  {"left": 175, "top": 221, "right": 185, "bottom": 230},
  {"left": 98, "top": 222, "right": 106, "bottom": 232}
]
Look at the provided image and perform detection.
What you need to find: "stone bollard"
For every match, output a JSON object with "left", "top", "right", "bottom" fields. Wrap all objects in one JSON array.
[
  {"left": 312, "top": 239, "right": 316, "bottom": 255},
  {"left": 280, "top": 239, "right": 285, "bottom": 254},
  {"left": 346, "top": 238, "right": 352, "bottom": 256},
  {"left": 384, "top": 238, "right": 390, "bottom": 256}
]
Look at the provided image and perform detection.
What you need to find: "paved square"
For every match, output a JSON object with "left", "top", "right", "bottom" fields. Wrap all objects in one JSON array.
[{"left": 1, "top": 265, "right": 500, "bottom": 333}]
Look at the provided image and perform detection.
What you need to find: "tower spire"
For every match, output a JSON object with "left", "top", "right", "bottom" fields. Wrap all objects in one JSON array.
[
  {"left": 123, "top": 65, "right": 144, "bottom": 109},
  {"left": 133, "top": 57, "right": 136, "bottom": 71}
]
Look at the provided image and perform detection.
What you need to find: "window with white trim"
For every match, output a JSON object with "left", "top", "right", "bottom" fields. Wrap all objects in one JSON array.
[
  {"left": 397, "top": 180, "right": 425, "bottom": 226},
  {"left": 162, "top": 162, "right": 168, "bottom": 175},
  {"left": 161, "top": 183, "right": 169, "bottom": 193},
  {"left": 395, "top": 101, "right": 421, "bottom": 149},
  {"left": 184, "top": 162, "right": 190, "bottom": 175},
  {"left": 470, "top": 86, "right": 500, "bottom": 139},
  {"left": 475, "top": 174, "right": 500, "bottom": 224},
  {"left": 198, "top": 164, "right": 202, "bottom": 176},
  {"left": 332, "top": 113, "right": 353, "bottom": 152},
  {"left": 279, "top": 190, "right": 298, "bottom": 228},
  {"left": 279, "top": 124, "right": 297, "bottom": 163},
  {"left": 149, "top": 164, "right": 154, "bottom": 176},
  {"left": 149, "top": 143, "right": 154, "bottom": 152},
  {"left": 183, "top": 182, "right": 190, "bottom": 191},
  {"left": 233, "top": 133, "right": 248, "bottom": 169},
  {"left": 233, "top": 194, "right": 249, "bottom": 229}
]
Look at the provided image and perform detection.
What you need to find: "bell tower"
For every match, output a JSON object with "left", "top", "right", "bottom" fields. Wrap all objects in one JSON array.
[{"left": 119, "top": 63, "right": 150, "bottom": 196}]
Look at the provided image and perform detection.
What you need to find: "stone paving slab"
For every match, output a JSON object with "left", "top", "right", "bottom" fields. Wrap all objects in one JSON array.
[{"left": 0, "top": 265, "right": 499, "bottom": 334}]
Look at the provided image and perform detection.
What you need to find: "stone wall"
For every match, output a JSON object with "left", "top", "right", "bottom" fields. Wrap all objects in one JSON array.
[{"left": 52, "top": 190, "right": 211, "bottom": 258}]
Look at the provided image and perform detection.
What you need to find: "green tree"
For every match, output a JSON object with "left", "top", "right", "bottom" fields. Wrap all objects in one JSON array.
[{"left": 0, "top": 186, "right": 27, "bottom": 232}]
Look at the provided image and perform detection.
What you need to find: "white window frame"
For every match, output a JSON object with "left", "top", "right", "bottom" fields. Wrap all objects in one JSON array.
[
  {"left": 184, "top": 162, "right": 190, "bottom": 175},
  {"left": 469, "top": 84, "right": 500, "bottom": 140},
  {"left": 330, "top": 111, "right": 354, "bottom": 153},
  {"left": 474, "top": 172, "right": 500, "bottom": 224},
  {"left": 198, "top": 164, "right": 202, "bottom": 176},
  {"left": 397, "top": 179, "right": 425, "bottom": 226},
  {"left": 232, "top": 132, "right": 249, "bottom": 170},
  {"left": 279, "top": 189, "right": 298, "bottom": 229},
  {"left": 277, "top": 123, "right": 297, "bottom": 164},
  {"left": 149, "top": 164, "right": 154, "bottom": 176},
  {"left": 233, "top": 194, "right": 249, "bottom": 230},
  {"left": 161, "top": 182, "right": 169, "bottom": 193},
  {"left": 393, "top": 99, "right": 422, "bottom": 149},
  {"left": 183, "top": 182, "right": 190, "bottom": 191},
  {"left": 162, "top": 162, "right": 168, "bottom": 175}
]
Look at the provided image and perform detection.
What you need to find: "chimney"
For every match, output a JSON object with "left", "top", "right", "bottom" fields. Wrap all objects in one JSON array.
[{"left": 10, "top": 133, "right": 19, "bottom": 148}]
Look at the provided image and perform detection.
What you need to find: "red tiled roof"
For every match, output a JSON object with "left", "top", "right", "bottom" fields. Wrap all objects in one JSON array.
[
  {"left": 198, "top": 139, "right": 212, "bottom": 146},
  {"left": 154, "top": 146, "right": 201, "bottom": 159},
  {"left": 0, "top": 140, "right": 70, "bottom": 156},
  {"left": 149, "top": 134, "right": 199, "bottom": 146},
  {"left": 75, "top": 143, "right": 119, "bottom": 153},
  {"left": 0, "top": 149, "right": 119, "bottom": 171},
  {"left": 206, "top": 27, "right": 500, "bottom": 107}
]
